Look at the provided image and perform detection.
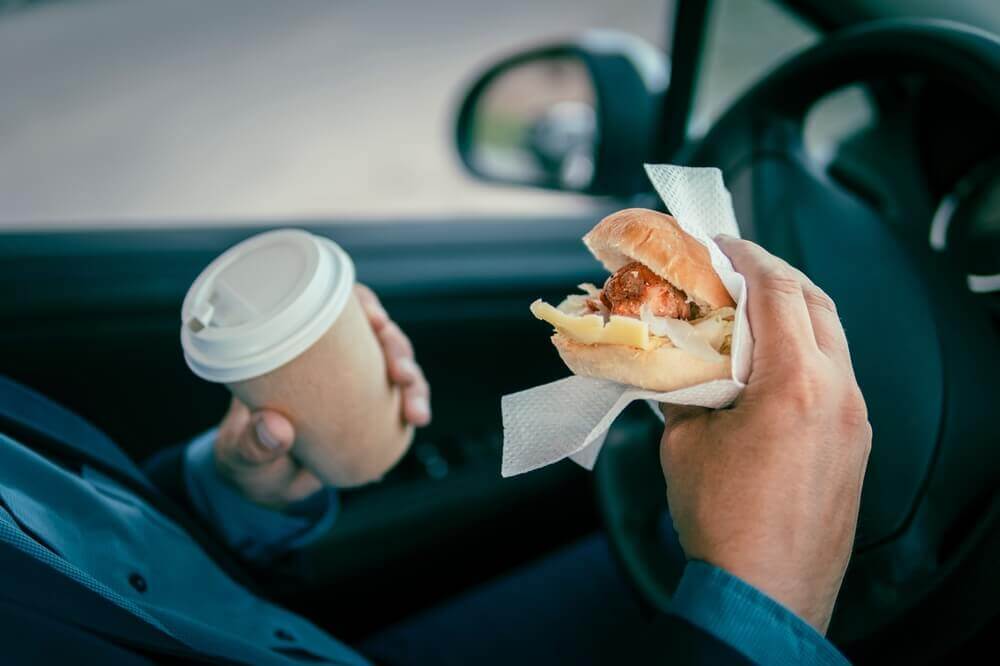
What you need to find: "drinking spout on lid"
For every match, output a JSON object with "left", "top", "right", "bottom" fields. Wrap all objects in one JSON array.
[{"left": 186, "top": 301, "right": 215, "bottom": 333}]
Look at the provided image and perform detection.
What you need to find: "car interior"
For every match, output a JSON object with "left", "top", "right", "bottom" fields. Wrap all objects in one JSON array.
[{"left": 1, "top": 0, "right": 998, "bottom": 662}]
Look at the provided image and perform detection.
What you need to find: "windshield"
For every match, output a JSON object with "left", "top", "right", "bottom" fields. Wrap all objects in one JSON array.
[{"left": 0, "top": 0, "right": 665, "bottom": 228}]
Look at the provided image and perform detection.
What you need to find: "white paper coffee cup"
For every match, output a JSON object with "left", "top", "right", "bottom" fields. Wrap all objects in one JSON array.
[
  {"left": 181, "top": 229, "right": 413, "bottom": 486},
  {"left": 181, "top": 229, "right": 355, "bottom": 383}
]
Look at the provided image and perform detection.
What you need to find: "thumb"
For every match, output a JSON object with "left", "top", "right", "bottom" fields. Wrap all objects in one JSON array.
[{"left": 234, "top": 410, "right": 295, "bottom": 466}]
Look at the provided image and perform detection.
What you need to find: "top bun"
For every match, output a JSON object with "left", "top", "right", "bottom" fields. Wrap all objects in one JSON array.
[{"left": 583, "top": 208, "right": 735, "bottom": 310}]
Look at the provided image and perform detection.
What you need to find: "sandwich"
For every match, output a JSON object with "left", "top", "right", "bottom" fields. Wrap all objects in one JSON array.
[{"left": 530, "top": 208, "right": 736, "bottom": 391}]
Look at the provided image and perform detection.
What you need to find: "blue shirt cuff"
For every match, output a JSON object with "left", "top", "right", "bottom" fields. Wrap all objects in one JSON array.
[
  {"left": 183, "top": 429, "right": 338, "bottom": 563},
  {"left": 669, "top": 561, "right": 849, "bottom": 666}
]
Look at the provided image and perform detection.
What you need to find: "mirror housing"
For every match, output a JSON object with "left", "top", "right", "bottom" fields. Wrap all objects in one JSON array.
[{"left": 455, "top": 31, "right": 668, "bottom": 197}]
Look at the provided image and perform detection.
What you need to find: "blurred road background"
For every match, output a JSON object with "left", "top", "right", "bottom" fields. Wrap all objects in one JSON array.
[{"left": 0, "top": 0, "right": 815, "bottom": 227}]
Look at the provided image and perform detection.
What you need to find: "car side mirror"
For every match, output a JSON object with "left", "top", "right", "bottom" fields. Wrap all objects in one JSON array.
[{"left": 455, "top": 31, "right": 669, "bottom": 198}]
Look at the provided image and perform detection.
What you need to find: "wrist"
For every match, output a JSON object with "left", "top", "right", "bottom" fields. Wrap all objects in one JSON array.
[
  {"left": 209, "top": 445, "right": 279, "bottom": 509},
  {"left": 703, "top": 556, "right": 839, "bottom": 634},
  {"left": 671, "top": 561, "right": 850, "bottom": 666},
  {"left": 185, "top": 432, "right": 340, "bottom": 560}
]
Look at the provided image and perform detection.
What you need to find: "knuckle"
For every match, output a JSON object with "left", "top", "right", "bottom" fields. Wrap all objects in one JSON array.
[
  {"left": 759, "top": 334, "right": 810, "bottom": 369},
  {"left": 659, "top": 435, "right": 677, "bottom": 472},
  {"left": 660, "top": 427, "right": 680, "bottom": 454},
  {"left": 780, "top": 368, "right": 825, "bottom": 411},
  {"left": 849, "top": 414, "right": 873, "bottom": 464},
  {"left": 840, "top": 389, "right": 871, "bottom": 432},
  {"left": 804, "top": 287, "right": 838, "bottom": 315},
  {"left": 861, "top": 420, "right": 873, "bottom": 449},
  {"left": 760, "top": 270, "right": 802, "bottom": 298},
  {"left": 840, "top": 408, "right": 872, "bottom": 450},
  {"left": 660, "top": 424, "right": 688, "bottom": 457}
]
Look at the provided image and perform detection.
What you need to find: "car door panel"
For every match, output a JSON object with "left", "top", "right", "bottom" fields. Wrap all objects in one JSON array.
[{"left": 0, "top": 213, "right": 636, "bottom": 635}]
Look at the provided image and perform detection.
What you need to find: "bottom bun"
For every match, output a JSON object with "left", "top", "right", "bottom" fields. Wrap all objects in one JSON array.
[{"left": 551, "top": 333, "right": 731, "bottom": 392}]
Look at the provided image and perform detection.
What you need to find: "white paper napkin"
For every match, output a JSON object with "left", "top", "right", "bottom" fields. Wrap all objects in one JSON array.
[{"left": 500, "top": 165, "right": 754, "bottom": 477}]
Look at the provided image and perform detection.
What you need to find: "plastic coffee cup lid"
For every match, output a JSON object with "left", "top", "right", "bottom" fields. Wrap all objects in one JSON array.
[{"left": 180, "top": 229, "right": 355, "bottom": 383}]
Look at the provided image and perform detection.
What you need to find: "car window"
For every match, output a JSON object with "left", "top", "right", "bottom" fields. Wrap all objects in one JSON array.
[
  {"left": 690, "top": 0, "right": 819, "bottom": 136},
  {"left": 0, "top": 0, "right": 668, "bottom": 229},
  {"left": 691, "top": 1, "right": 879, "bottom": 169}
]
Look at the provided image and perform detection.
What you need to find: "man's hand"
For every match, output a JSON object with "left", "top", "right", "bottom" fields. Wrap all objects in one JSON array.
[
  {"left": 213, "top": 284, "right": 431, "bottom": 509},
  {"left": 660, "top": 236, "right": 871, "bottom": 633}
]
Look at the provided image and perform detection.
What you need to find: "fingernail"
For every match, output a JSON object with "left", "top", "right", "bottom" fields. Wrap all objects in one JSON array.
[
  {"left": 397, "top": 358, "right": 418, "bottom": 378},
  {"left": 410, "top": 397, "right": 430, "bottom": 423},
  {"left": 714, "top": 233, "right": 735, "bottom": 242},
  {"left": 255, "top": 418, "right": 281, "bottom": 450}
]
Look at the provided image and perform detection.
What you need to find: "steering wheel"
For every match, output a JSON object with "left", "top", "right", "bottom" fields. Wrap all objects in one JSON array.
[{"left": 596, "top": 19, "right": 1000, "bottom": 656}]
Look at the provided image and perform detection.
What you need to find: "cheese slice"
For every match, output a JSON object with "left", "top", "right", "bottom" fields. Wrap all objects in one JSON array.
[{"left": 530, "top": 299, "right": 652, "bottom": 350}]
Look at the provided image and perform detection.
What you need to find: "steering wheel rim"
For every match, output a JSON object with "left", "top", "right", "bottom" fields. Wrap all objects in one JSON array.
[{"left": 597, "top": 18, "right": 1000, "bottom": 654}]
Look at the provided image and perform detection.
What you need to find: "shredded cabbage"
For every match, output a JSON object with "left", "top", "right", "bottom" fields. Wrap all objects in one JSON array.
[
  {"left": 559, "top": 283, "right": 608, "bottom": 319},
  {"left": 693, "top": 307, "right": 735, "bottom": 351},
  {"left": 640, "top": 304, "right": 731, "bottom": 363},
  {"left": 557, "top": 294, "right": 590, "bottom": 314}
]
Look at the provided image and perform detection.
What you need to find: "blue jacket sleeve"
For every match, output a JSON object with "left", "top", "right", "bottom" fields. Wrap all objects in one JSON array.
[
  {"left": 179, "top": 429, "right": 339, "bottom": 563},
  {"left": 669, "top": 561, "right": 850, "bottom": 665}
]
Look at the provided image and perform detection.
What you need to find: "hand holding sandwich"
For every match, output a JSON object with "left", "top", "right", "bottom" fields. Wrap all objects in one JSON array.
[
  {"left": 527, "top": 207, "right": 869, "bottom": 631},
  {"left": 660, "top": 235, "right": 872, "bottom": 633}
]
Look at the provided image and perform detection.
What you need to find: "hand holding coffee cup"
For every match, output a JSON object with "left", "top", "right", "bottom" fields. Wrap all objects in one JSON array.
[
  {"left": 182, "top": 230, "right": 424, "bottom": 489},
  {"left": 209, "top": 284, "right": 430, "bottom": 508}
]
